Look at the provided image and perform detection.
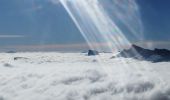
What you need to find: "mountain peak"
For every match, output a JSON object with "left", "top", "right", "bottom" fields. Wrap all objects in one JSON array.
[{"left": 115, "top": 44, "right": 170, "bottom": 62}]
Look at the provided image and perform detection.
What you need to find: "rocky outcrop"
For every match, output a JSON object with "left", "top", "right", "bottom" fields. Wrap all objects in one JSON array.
[
  {"left": 6, "top": 51, "right": 16, "bottom": 53},
  {"left": 88, "top": 50, "right": 99, "bottom": 56},
  {"left": 14, "top": 57, "right": 29, "bottom": 61}
]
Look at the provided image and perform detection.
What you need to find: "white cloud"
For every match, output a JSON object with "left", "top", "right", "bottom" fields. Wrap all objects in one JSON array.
[{"left": 0, "top": 35, "right": 25, "bottom": 38}]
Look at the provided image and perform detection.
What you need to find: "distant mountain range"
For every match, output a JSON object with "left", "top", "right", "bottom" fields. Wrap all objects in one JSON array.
[{"left": 115, "top": 44, "right": 170, "bottom": 62}]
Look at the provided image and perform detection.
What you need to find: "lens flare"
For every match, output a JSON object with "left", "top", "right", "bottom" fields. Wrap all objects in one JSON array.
[
  {"left": 51, "top": 1, "right": 164, "bottom": 97},
  {"left": 58, "top": 0, "right": 144, "bottom": 52}
]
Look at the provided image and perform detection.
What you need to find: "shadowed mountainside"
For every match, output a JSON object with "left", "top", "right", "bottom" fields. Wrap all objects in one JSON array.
[{"left": 115, "top": 44, "right": 170, "bottom": 63}]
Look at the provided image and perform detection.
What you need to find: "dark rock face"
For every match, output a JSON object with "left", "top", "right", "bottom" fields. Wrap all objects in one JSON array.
[
  {"left": 14, "top": 57, "right": 29, "bottom": 61},
  {"left": 116, "top": 44, "right": 170, "bottom": 62},
  {"left": 88, "top": 50, "right": 99, "bottom": 56},
  {"left": 6, "top": 51, "right": 16, "bottom": 53}
]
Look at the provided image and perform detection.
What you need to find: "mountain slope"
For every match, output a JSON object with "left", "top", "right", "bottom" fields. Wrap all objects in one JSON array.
[{"left": 116, "top": 44, "right": 170, "bottom": 62}]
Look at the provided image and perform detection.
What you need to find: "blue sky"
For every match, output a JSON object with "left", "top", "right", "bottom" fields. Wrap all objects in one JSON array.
[
  {"left": 137, "top": 0, "right": 170, "bottom": 41},
  {"left": 0, "top": 0, "right": 170, "bottom": 51}
]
